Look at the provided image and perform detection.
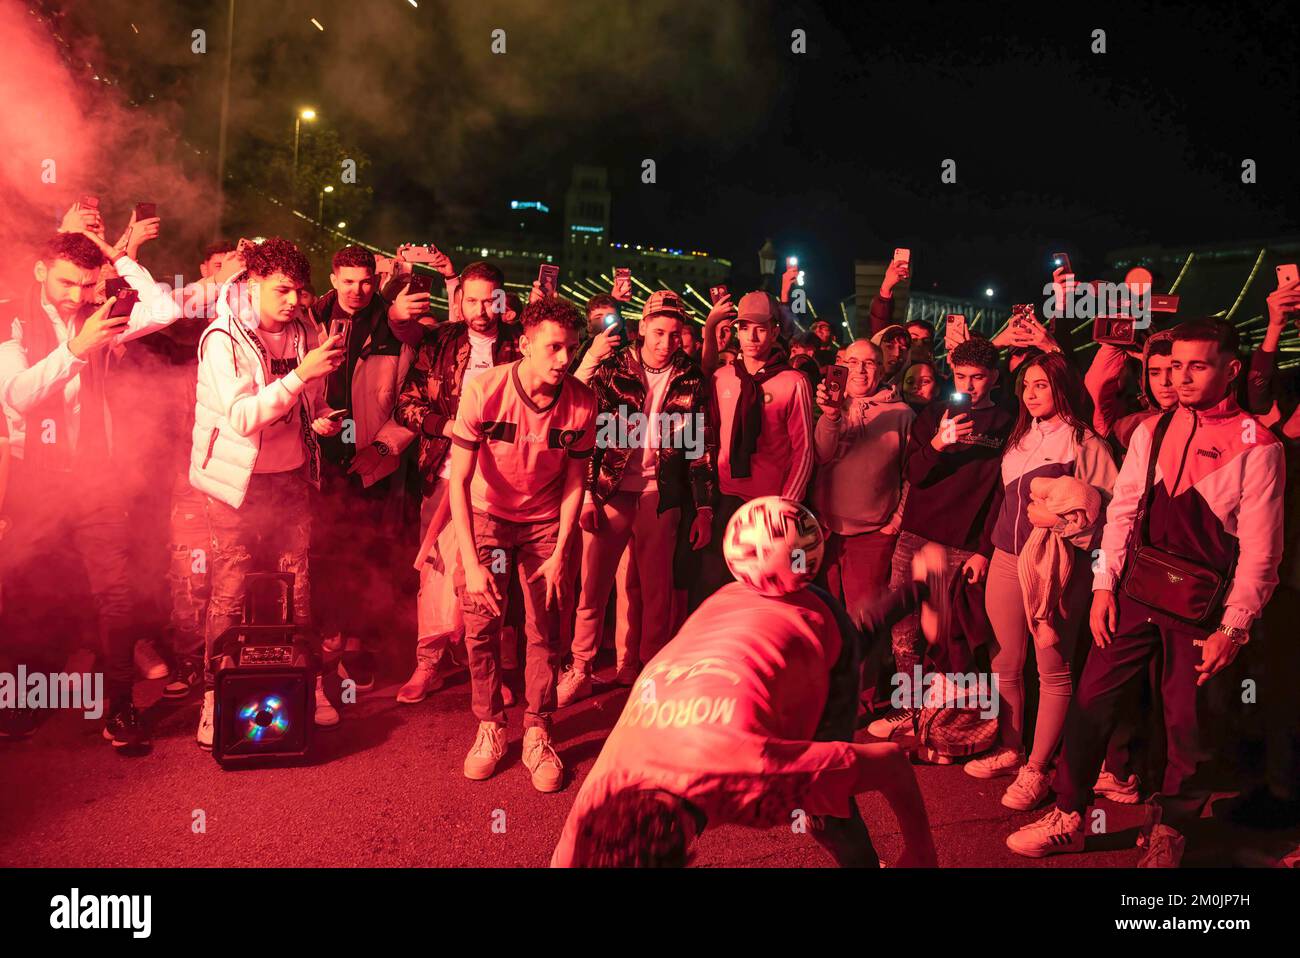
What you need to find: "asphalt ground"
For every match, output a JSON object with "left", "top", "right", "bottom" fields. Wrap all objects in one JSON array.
[{"left": 10, "top": 651, "right": 1291, "bottom": 870}]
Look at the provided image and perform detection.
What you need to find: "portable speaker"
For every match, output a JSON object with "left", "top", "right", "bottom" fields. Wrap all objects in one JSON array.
[{"left": 212, "top": 573, "right": 316, "bottom": 768}]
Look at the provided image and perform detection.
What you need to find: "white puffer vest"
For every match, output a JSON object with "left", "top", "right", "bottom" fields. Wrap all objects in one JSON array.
[{"left": 189, "top": 274, "right": 323, "bottom": 509}]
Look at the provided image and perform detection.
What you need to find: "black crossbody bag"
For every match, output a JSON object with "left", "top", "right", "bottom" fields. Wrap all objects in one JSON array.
[{"left": 1119, "top": 410, "right": 1229, "bottom": 625}]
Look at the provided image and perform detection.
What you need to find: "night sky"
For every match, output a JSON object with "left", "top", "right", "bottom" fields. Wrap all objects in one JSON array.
[{"left": 44, "top": 0, "right": 1300, "bottom": 304}]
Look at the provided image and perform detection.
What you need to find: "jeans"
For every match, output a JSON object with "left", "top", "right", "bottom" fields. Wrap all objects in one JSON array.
[
  {"left": 1054, "top": 593, "right": 1223, "bottom": 830},
  {"left": 459, "top": 510, "right": 566, "bottom": 731},
  {"left": 167, "top": 473, "right": 210, "bottom": 656},
  {"left": 0, "top": 464, "right": 136, "bottom": 709},
  {"left": 203, "top": 471, "right": 314, "bottom": 688},
  {"left": 313, "top": 458, "right": 400, "bottom": 643},
  {"left": 984, "top": 547, "right": 1090, "bottom": 766},
  {"left": 689, "top": 494, "right": 745, "bottom": 610},
  {"left": 572, "top": 489, "right": 679, "bottom": 669},
  {"left": 821, "top": 529, "right": 897, "bottom": 629}
]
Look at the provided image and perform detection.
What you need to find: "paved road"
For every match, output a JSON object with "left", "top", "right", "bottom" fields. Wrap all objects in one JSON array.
[{"left": 0, "top": 659, "right": 1291, "bottom": 868}]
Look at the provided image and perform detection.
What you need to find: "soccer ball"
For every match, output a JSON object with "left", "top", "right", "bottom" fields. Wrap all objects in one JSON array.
[{"left": 722, "top": 497, "right": 825, "bottom": 596}]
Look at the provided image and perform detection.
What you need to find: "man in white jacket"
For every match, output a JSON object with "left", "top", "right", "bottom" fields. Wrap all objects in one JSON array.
[
  {"left": 0, "top": 229, "right": 185, "bottom": 750},
  {"left": 189, "top": 238, "right": 345, "bottom": 749}
]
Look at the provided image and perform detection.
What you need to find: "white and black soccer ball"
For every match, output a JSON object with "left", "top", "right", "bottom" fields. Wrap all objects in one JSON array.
[{"left": 722, "top": 497, "right": 825, "bottom": 596}]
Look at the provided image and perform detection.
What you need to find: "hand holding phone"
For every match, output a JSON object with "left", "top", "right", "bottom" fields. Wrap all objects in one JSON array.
[
  {"left": 108, "top": 288, "right": 138, "bottom": 320},
  {"left": 401, "top": 244, "right": 442, "bottom": 264},
  {"left": 933, "top": 399, "right": 974, "bottom": 452},
  {"left": 325, "top": 408, "right": 350, "bottom": 422},
  {"left": 406, "top": 272, "right": 433, "bottom": 296},
  {"left": 328, "top": 318, "right": 353, "bottom": 343},
  {"left": 538, "top": 264, "right": 560, "bottom": 296},
  {"left": 824, "top": 363, "right": 849, "bottom": 404},
  {"left": 134, "top": 202, "right": 157, "bottom": 220},
  {"left": 612, "top": 267, "right": 632, "bottom": 302}
]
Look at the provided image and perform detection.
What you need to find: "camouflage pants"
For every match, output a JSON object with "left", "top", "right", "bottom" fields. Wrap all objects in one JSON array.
[{"left": 203, "top": 471, "right": 313, "bottom": 688}]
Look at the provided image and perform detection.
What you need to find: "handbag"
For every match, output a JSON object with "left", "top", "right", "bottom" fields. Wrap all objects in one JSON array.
[{"left": 1120, "top": 410, "right": 1229, "bottom": 624}]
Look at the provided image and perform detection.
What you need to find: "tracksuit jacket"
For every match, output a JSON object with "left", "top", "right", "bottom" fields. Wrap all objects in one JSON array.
[{"left": 1093, "top": 396, "right": 1285, "bottom": 632}]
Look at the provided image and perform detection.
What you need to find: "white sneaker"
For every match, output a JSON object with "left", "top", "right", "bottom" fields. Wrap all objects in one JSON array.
[
  {"left": 556, "top": 665, "right": 593, "bottom": 708},
  {"left": 1095, "top": 769, "right": 1141, "bottom": 804},
  {"left": 500, "top": 683, "right": 516, "bottom": 707},
  {"left": 134, "top": 640, "right": 170, "bottom": 681},
  {"left": 964, "top": 746, "right": 1024, "bottom": 779},
  {"left": 1002, "top": 763, "right": 1052, "bottom": 810},
  {"left": 522, "top": 726, "right": 564, "bottom": 792},
  {"left": 396, "top": 663, "right": 444, "bottom": 704},
  {"left": 464, "top": 721, "right": 508, "bottom": 780},
  {"left": 1006, "top": 807, "right": 1085, "bottom": 858},
  {"left": 1137, "top": 824, "right": 1185, "bottom": 868},
  {"left": 197, "top": 690, "right": 214, "bottom": 750},
  {"left": 866, "top": 708, "right": 918, "bottom": 739},
  {"left": 314, "top": 678, "right": 340, "bottom": 728}
]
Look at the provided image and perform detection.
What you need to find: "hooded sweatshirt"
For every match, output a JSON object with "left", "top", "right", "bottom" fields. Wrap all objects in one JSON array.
[{"left": 812, "top": 388, "right": 914, "bottom": 535}]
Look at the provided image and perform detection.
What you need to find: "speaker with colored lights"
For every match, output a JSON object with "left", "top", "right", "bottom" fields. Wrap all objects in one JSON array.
[{"left": 212, "top": 572, "right": 316, "bottom": 768}]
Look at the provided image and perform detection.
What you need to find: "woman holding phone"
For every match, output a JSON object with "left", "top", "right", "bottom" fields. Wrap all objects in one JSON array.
[{"left": 965, "top": 353, "right": 1117, "bottom": 810}]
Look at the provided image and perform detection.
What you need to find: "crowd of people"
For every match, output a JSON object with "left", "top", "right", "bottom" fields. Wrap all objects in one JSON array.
[{"left": 1, "top": 198, "right": 1297, "bottom": 869}]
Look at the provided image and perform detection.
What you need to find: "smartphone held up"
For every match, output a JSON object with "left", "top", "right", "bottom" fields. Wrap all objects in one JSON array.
[
  {"left": 538, "top": 264, "right": 560, "bottom": 296},
  {"left": 824, "top": 363, "right": 849, "bottom": 404}
]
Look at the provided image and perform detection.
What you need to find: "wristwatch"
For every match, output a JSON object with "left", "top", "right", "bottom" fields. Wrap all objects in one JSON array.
[
  {"left": 1215, "top": 624, "right": 1250, "bottom": 646},
  {"left": 373, "top": 440, "right": 391, "bottom": 457}
]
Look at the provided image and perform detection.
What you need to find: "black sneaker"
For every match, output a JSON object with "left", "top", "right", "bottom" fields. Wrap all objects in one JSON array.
[
  {"left": 0, "top": 707, "right": 38, "bottom": 739},
  {"left": 103, "top": 704, "right": 150, "bottom": 751},
  {"left": 163, "top": 654, "right": 204, "bottom": 699},
  {"left": 338, "top": 650, "right": 376, "bottom": 691}
]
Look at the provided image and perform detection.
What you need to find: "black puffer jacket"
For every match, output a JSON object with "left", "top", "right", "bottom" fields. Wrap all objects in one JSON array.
[{"left": 587, "top": 346, "right": 715, "bottom": 513}]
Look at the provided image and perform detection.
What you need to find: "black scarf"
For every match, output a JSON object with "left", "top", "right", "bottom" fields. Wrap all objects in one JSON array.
[{"left": 728, "top": 347, "right": 790, "bottom": 479}]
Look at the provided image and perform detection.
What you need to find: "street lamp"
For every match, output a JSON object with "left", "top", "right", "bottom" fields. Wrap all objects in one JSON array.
[
  {"left": 318, "top": 185, "right": 334, "bottom": 223},
  {"left": 984, "top": 287, "right": 995, "bottom": 298},
  {"left": 758, "top": 238, "right": 776, "bottom": 290},
  {"left": 293, "top": 107, "right": 318, "bottom": 196}
]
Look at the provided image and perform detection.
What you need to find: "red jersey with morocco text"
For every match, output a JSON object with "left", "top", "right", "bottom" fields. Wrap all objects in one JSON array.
[
  {"left": 451, "top": 361, "right": 597, "bottom": 523},
  {"left": 551, "top": 583, "right": 866, "bottom": 867}
]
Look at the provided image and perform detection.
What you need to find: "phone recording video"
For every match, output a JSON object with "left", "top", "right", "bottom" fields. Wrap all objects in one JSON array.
[
  {"left": 134, "top": 202, "right": 157, "bottom": 220},
  {"left": 948, "top": 390, "right": 972, "bottom": 415},
  {"left": 538, "top": 264, "right": 560, "bottom": 295},
  {"left": 824, "top": 364, "right": 849, "bottom": 404},
  {"left": 709, "top": 285, "right": 730, "bottom": 305},
  {"left": 328, "top": 318, "right": 352, "bottom": 343},
  {"left": 406, "top": 273, "right": 433, "bottom": 296}
]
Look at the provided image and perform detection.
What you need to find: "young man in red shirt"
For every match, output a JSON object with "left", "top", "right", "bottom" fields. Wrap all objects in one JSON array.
[
  {"left": 448, "top": 296, "right": 597, "bottom": 792},
  {"left": 695, "top": 291, "right": 814, "bottom": 605}
]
